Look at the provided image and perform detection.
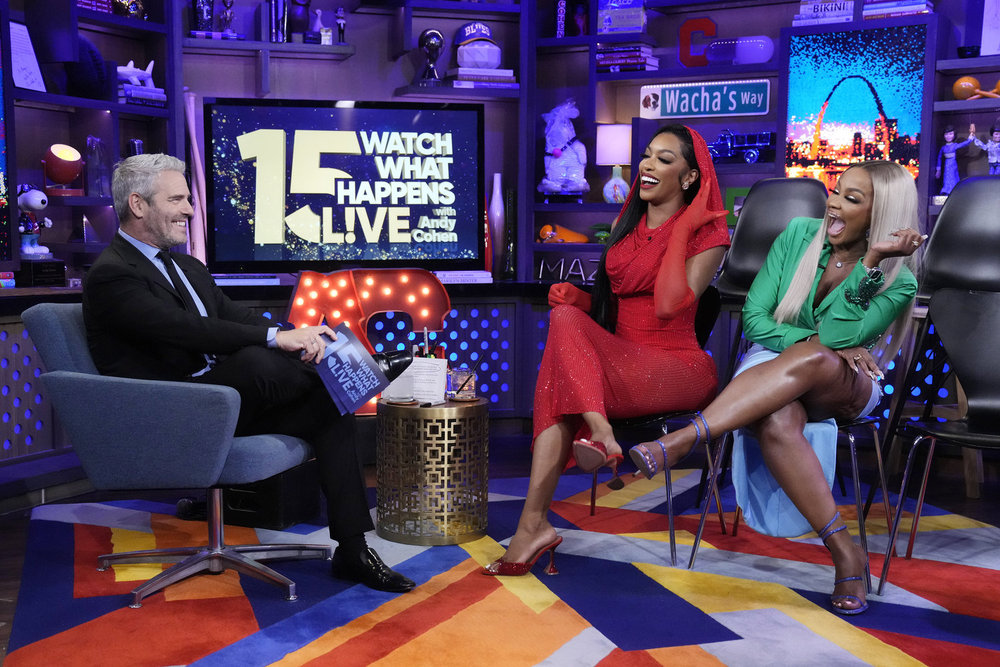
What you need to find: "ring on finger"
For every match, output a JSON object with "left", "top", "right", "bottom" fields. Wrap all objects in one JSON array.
[
  {"left": 853, "top": 354, "right": 861, "bottom": 361},
  {"left": 912, "top": 240, "right": 920, "bottom": 246}
]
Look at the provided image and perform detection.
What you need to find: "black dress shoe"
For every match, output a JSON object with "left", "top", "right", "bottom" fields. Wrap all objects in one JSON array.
[
  {"left": 331, "top": 546, "right": 415, "bottom": 592},
  {"left": 175, "top": 497, "right": 207, "bottom": 521},
  {"left": 372, "top": 349, "right": 414, "bottom": 382}
]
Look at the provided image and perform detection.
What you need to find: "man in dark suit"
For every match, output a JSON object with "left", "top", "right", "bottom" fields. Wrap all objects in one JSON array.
[{"left": 83, "top": 153, "right": 414, "bottom": 593}]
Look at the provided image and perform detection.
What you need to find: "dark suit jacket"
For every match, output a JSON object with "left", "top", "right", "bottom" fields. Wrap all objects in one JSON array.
[{"left": 83, "top": 234, "right": 271, "bottom": 380}]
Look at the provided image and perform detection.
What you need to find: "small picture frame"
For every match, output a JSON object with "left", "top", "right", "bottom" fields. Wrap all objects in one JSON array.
[
  {"left": 725, "top": 186, "right": 751, "bottom": 227},
  {"left": 9, "top": 22, "right": 45, "bottom": 92}
]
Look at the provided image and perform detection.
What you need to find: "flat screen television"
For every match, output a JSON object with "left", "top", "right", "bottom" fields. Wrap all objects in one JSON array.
[{"left": 204, "top": 98, "right": 485, "bottom": 274}]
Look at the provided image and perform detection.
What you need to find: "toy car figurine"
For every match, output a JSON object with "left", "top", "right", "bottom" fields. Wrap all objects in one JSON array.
[{"left": 708, "top": 130, "right": 776, "bottom": 164}]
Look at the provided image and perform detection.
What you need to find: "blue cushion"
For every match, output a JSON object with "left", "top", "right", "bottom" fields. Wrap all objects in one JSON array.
[{"left": 218, "top": 434, "right": 314, "bottom": 486}]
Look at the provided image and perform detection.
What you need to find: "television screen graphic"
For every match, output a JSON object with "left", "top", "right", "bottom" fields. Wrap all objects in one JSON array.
[
  {"left": 784, "top": 23, "right": 928, "bottom": 189},
  {"left": 205, "top": 99, "right": 485, "bottom": 273}
]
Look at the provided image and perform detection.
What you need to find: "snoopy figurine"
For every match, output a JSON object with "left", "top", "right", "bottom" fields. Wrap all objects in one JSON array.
[{"left": 17, "top": 184, "right": 54, "bottom": 258}]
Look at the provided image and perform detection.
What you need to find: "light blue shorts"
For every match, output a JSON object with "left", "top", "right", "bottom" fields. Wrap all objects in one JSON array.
[{"left": 730, "top": 344, "right": 882, "bottom": 537}]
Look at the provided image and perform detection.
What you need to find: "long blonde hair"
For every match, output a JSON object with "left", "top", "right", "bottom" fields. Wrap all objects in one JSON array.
[{"left": 772, "top": 161, "right": 921, "bottom": 361}]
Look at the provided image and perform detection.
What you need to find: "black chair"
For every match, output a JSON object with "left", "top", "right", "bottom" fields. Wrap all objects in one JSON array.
[
  {"left": 716, "top": 176, "right": 829, "bottom": 383},
  {"left": 875, "top": 175, "right": 1000, "bottom": 594},
  {"left": 877, "top": 289, "right": 1000, "bottom": 595},
  {"left": 878, "top": 176, "right": 1000, "bottom": 463}
]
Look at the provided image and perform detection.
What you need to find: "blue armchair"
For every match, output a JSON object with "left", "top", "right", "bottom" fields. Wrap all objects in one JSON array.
[{"left": 21, "top": 302, "right": 332, "bottom": 608}]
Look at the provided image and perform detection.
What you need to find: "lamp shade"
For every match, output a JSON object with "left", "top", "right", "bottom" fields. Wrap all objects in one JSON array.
[
  {"left": 595, "top": 124, "right": 632, "bottom": 166},
  {"left": 43, "top": 143, "right": 85, "bottom": 197},
  {"left": 44, "top": 144, "right": 84, "bottom": 184}
]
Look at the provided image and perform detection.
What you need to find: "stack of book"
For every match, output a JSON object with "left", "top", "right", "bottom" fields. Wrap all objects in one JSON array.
[
  {"left": 447, "top": 67, "right": 519, "bottom": 91},
  {"left": 118, "top": 82, "right": 167, "bottom": 108},
  {"left": 596, "top": 42, "right": 659, "bottom": 73},
  {"left": 792, "top": 1, "right": 855, "bottom": 26},
  {"left": 77, "top": 0, "right": 114, "bottom": 12},
  {"left": 863, "top": 0, "right": 933, "bottom": 20}
]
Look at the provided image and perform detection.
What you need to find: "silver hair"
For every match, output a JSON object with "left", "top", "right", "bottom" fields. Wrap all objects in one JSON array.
[{"left": 111, "top": 153, "right": 187, "bottom": 222}]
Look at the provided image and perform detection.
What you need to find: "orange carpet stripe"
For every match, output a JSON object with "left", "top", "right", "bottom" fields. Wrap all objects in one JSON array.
[
  {"left": 300, "top": 566, "right": 502, "bottom": 666},
  {"left": 4, "top": 596, "right": 259, "bottom": 667},
  {"left": 865, "top": 627, "right": 1000, "bottom": 666},
  {"left": 652, "top": 646, "right": 728, "bottom": 666},
  {"left": 274, "top": 559, "right": 489, "bottom": 665},
  {"left": 597, "top": 647, "right": 673, "bottom": 666},
  {"left": 362, "top": 590, "right": 592, "bottom": 665}
]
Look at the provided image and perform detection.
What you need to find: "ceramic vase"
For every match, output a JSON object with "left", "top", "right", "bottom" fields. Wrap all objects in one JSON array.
[{"left": 488, "top": 173, "right": 506, "bottom": 274}]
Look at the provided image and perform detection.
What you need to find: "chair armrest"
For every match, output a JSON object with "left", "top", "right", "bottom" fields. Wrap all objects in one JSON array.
[{"left": 40, "top": 371, "right": 242, "bottom": 490}]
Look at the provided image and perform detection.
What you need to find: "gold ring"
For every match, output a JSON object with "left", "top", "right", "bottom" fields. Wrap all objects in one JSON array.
[
  {"left": 853, "top": 355, "right": 861, "bottom": 361},
  {"left": 912, "top": 240, "right": 920, "bottom": 246}
]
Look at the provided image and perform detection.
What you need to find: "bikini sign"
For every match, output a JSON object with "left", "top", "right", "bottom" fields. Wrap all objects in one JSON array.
[{"left": 639, "top": 79, "right": 770, "bottom": 119}]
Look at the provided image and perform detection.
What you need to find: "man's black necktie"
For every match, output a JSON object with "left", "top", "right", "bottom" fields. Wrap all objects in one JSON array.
[{"left": 157, "top": 250, "right": 199, "bottom": 313}]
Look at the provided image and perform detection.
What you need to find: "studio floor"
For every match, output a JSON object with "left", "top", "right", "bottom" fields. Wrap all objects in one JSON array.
[{"left": 1, "top": 429, "right": 998, "bottom": 663}]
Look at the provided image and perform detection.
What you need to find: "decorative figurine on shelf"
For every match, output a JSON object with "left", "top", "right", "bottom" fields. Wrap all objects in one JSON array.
[
  {"left": 416, "top": 29, "right": 445, "bottom": 87},
  {"left": 971, "top": 118, "right": 1000, "bottom": 175},
  {"left": 17, "top": 184, "right": 54, "bottom": 259},
  {"left": 936, "top": 124, "right": 975, "bottom": 195},
  {"left": 113, "top": 0, "right": 146, "bottom": 20},
  {"left": 118, "top": 60, "right": 156, "bottom": 87},
  {"left": 336, "top": 7, "right": 347, "bottom": 44},
  {"left": 456, "top": 22, "right": 501, "bottom": 69},
  {"left": 220, "top": 0, "right": 236, "bottom": 35},
  {"left": 537, "top": 99, "right": 590, "bottom": 195},
  {"left": 538, "top": 224, "right": 589, "bottom": 243},
  {"left": 952, "top": 75, "right": 1000, "bottom": 100},
  {"left": 572, "top": 2, "right": 588, "bottom": 36}
]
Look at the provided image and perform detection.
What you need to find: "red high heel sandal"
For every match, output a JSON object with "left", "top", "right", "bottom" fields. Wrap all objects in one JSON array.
[
  {"left": 482, "top": 536, "right": 563, "bottom": 576},
  {"left": 572, "top": 439, "right": 625, "bottom": 490}
]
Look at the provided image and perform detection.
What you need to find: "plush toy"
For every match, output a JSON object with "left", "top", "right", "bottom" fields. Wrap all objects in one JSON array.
[
  {"left": 537, "top": 99, "right": 590, "bottom": 195},
  {"left": 17, "top": 184, "right": 53, "bottom": 258}
]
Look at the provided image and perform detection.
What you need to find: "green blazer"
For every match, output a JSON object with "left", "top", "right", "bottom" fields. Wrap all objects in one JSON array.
[{"left": 743, "top": 217, "right": 917, "bottom": 352}]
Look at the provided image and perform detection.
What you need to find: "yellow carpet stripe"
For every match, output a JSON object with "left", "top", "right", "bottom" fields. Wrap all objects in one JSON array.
[
  {"left": 635, "top": 563, "right": 923, "bottom": 666},
  {"left": 109, "top": 527, "right": 162, "bottom": 581},
  {"left": 462, "top": 536, "right": 562, "bottom": 613}
]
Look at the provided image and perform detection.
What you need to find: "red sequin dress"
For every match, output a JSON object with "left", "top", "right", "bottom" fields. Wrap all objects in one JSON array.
[{"left": 533, "top": 212, "right": 731, "bottom": 442}]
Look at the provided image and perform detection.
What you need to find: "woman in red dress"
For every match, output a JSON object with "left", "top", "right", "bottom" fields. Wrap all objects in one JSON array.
[{"left": 484, "top": 125, "right": 731, "bottom": 575}]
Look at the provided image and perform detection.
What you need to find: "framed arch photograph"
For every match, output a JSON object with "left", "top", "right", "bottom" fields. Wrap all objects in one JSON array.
[{"left": 780, "top": 15, "right": 936, "bottom": 205}]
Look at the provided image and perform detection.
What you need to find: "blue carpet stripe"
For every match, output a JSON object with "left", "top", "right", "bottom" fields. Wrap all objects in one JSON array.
[{"left": 190, "top": 545, "right": 470, "bottom": 667}]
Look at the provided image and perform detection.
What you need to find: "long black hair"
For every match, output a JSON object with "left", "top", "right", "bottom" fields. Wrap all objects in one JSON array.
[{"left": 588, "top": 124, "right": 701, "bottom": 332}]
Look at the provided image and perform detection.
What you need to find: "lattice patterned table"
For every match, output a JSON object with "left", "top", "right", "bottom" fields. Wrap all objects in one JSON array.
[{"left": 375, "top": 399, "right": 489, "bottom": 545}]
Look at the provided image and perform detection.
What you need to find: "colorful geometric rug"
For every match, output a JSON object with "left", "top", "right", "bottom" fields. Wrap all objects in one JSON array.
[{"left": 7, "top": 467, "right": 1000, "bottom": 666}]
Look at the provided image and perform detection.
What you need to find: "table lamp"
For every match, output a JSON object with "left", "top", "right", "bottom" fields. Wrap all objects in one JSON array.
[
  {"left": 42, "top": 143, "right": 85, "bottom": 197},
  {"left": 595, "top": 124, "right": 631, "bottom": 204}
]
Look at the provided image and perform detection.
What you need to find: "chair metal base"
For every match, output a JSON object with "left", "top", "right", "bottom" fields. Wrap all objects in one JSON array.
[
  {"left": 97, "top": 488, "right": 332, "bottom": 608},
  {"left": 729, "top": 418, "right": 894, "bottom": 595}
]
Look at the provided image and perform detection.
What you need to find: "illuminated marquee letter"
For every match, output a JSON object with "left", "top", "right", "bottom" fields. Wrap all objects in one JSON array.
[{"left": 287, "top": 268, "right": 451, "bottom": 353}]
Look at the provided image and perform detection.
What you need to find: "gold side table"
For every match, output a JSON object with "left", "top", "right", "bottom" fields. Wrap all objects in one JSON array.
[{"left": 375, "top": 398, "right": 489, "bottom": 545}]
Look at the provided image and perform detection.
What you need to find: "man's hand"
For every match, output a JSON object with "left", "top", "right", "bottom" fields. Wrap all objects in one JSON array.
[{"left": 275, "top": 325, "right": 337, "bottom": 364}]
